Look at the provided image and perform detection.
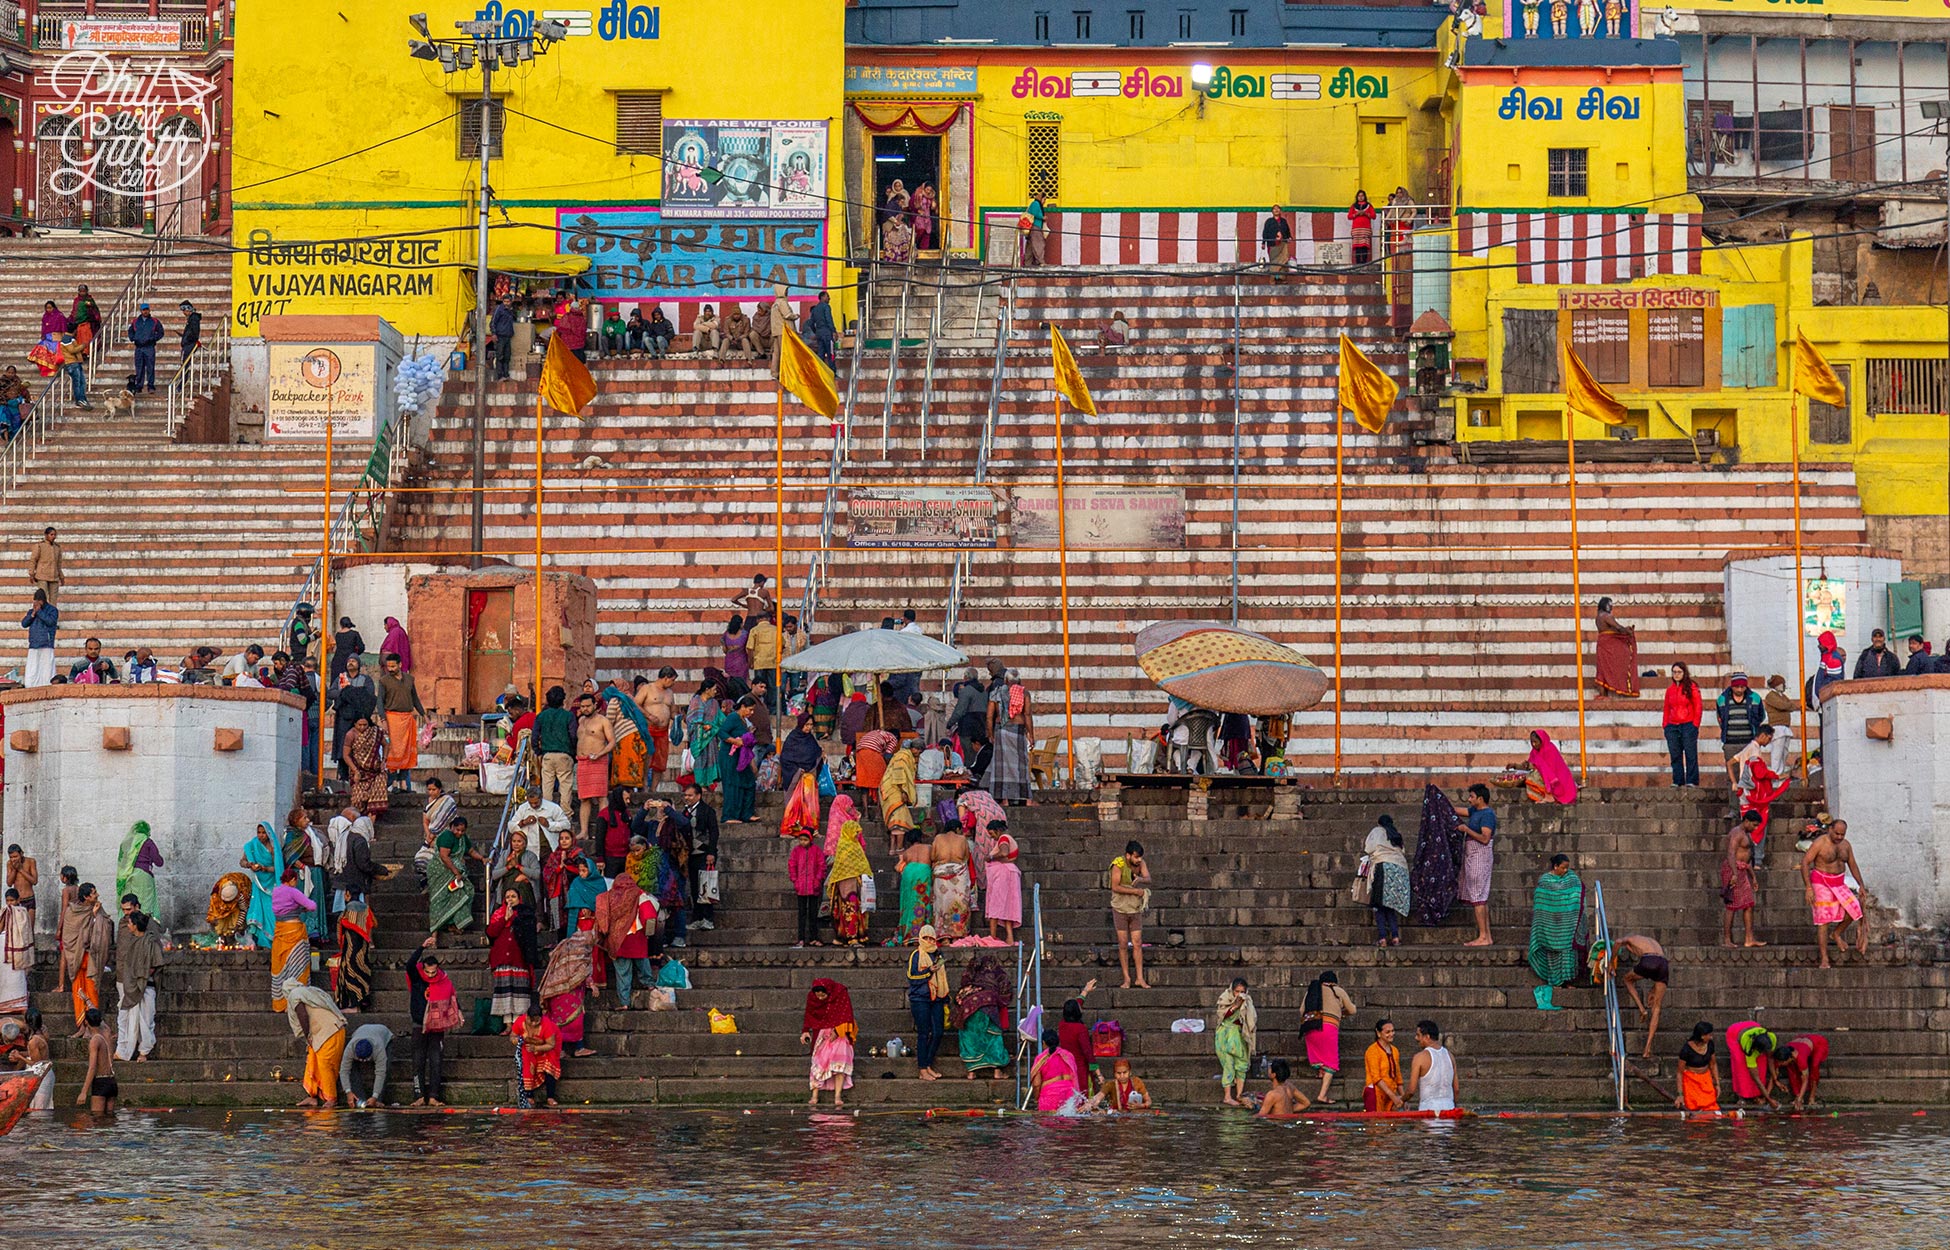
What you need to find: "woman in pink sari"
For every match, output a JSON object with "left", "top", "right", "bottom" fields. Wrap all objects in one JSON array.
[
  {"left": 1030, "top": 1026, "right": 1084, "bottom": 1112},
  {"left": 1522, "top": 731, "right": 1579, "bottom": 805},
  {"left": 537, "top": 927, "right": 599, "bottom": 1058}
]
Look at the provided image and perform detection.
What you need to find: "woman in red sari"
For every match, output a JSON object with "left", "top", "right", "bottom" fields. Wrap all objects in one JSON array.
[
  {"left": 1594, "top": 596, "right": 1640, "bottom": 697},
  {"left": 513, "top": 1002, "right": 563, "bottom": 1107}
]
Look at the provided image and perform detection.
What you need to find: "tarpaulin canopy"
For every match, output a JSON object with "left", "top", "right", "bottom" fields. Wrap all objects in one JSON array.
[
  {"left": 781, "top": 629, "right": 968, "bottom": 675},
  {"left": 1134, "top": 620, "right": 1328, "bottom": 715}
]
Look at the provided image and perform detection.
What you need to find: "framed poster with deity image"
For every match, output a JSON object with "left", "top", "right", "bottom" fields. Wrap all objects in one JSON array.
[{"left": 1803, "top": 578, "right": 1846, "bottom": 637}]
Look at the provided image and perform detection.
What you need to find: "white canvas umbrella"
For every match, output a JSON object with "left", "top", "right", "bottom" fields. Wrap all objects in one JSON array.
[{"left": 779, "top": 628, "right": 968, "bottom": 675}]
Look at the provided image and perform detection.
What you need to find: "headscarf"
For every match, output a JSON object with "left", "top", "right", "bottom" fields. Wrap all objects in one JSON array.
[
  {"left": 538, "top": 929, "right": 598, "bottom": 1003},
  {"left": 593, "top": 875, "right": 646, "bottom": 956},
  {"left": 564, "top": 854, "right": 605, "bottom": 916},
  {"left": 1216, "top": 983, "right": 1257, "bottom": 1053},
  {"left": 1410, "top": 784, "right": 1463, "bottom": 926},
  {"left": 803, "top": 977, "right": 857, "bottom": 1041},
  {"left": 1528, "top": 730, "right": 1579, "bottom": 804},
  {"left": 825, "top": 797, "right": 872, "bottom": 894},
  {"left": 951, "top": 954, "right": 1011, "bottom": 1029},
  {"left": 780, "top": 716, "right": 823, "bottom": 776},
  {"left": 602, "top": 683, "right": 649, "bottom": 739},
  {"left": 825, "top": 794, "right": 861, "bottom": 857},
  {"left": 381, "top": 616, "right": 412, "bottom": 670}
]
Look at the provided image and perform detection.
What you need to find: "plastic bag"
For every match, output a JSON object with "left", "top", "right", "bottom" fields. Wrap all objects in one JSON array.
[
  {"left": 648, "top": 987, "right": 678, "bottom": 1011},
  {"left": 817, "top": 759, "right": 836, "bottom": 799},
  {"left": 1126, "top": 738, "right": 1158, "bottom": 775},
  {"left": 708, "top": 1008, "right": 738, "bottom": 1034},
  {"left": 697, "top": 869, "right": 721, "bottom": 903},
  {"left": 680, "top": 746, "right": 696, "bottom": 774},
  {"left": 656, "top": 959, "right": 691, "bottom": 990},
  {"left": 859, "top": 873, "right": 877, "bottom": 912},
  {"left": 1075, "top": 737, "right": 1104, "bottom": 787},
  {"left": 418, "top": 720, "right": 438, "bottom": 750},
  {"left": 756, "top": 755, "right": 782, "bottom": 792}
]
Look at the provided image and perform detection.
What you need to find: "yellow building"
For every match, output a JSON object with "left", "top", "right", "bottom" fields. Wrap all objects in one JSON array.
[{"left": 231, "top": 0, "right": 845, "bottom": 337}]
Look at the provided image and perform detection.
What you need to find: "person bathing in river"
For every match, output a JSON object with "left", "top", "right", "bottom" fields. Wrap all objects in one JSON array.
[
  {"left": 1255, "top": 1057, "right": 1311, "bottom": 1117},
  {"left": 1675, "top": 1021, "right": 1722, "bottom": 1113}
]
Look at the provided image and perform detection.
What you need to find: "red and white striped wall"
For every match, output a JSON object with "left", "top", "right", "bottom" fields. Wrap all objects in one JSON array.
[
  {"left": 1456, "top": 212, "right": 1702, "bottom": 285},
  {"left": 983, "top": 209, "right": 1356, "bottom": 266}
]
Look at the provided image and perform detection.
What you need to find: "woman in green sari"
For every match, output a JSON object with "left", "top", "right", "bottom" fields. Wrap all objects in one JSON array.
[
  {"left": 688, "top": 679, "right": 727, "bottom": 788},
  {"left": 892, "top": 829, "right": 933, "bottom": 945},
  {"left": 116, "top": 822, "right": 162, "bottom": 918},
  {"left": 718, "top": 702, "right": 758, "bottom": 823},
  {"left": 428, "top": 816, "right": 486, "bottom": 934},
  {"left": 1526, "top": 854, "right": 1585, "bottom": 1011},
  {"left": 953, "top": 954, "right": 1012, "bottom": 1077}
]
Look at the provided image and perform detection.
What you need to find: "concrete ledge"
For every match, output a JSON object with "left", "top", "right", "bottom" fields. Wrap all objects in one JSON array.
[
  {"left": 0, "top": 684, "right": 306, "bottom": 710},
  {"left": 1817, "top": 674, "right": 1950, "bottom": 706}
]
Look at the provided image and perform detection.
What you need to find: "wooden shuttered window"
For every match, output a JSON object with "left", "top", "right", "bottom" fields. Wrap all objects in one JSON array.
[{"left": 615, "top": 91, "right": 664, "bottom": 156}]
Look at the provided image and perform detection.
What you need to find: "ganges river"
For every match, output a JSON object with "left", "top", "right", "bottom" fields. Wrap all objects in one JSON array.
[{"left": 5, "top": 1108, "right": 1949, "bottom": 1248}]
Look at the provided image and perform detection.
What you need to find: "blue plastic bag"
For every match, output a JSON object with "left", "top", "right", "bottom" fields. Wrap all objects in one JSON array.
[{"left": 817, "top": 759, "right": 836, "bottom": 799}]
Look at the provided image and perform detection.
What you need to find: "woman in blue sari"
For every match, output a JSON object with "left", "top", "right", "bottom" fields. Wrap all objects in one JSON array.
[{"left": 239, "top": 822, "right": 284, "bottom": 948}]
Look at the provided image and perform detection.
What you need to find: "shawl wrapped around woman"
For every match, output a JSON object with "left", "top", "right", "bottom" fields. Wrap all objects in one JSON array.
[
  {"left": 880, "top": 747, "right": 919, "bottom": 827},
  {"left": 1298, "top": 972, "right": 1341, "bottom": 1038},
  {"left": 1528, "top": 731, "right": 1579, "bottom": 805},
  {"left": 951, "top": 954, "right": 1011, "bottom": 1030},
  {"left": 780, "top": 771, "right": 821, "bottom": 839},
  {"left": 824, "top": 796, "right": 873, "bottom": 893},
  {"left": 116, "top": 821, "right": 163, "bottom": 918},
  {"left": 538, "top": 928, "right": 599, "bottom": 1003},
  {"left": 1409, "top": 784, "right": 1465, "bottom": 927},
  {"left": 1215, "top": 984, "right": 1258, "bottom": 1053},
  {"left": 381, "top": 616, "right": 413, "bottom": 670},
  {"left": 602, "top": 683, "right": 650, "bottom": 739},
  {"left": 1526, "top": 869, "right": 1586, "bottom": 987},
  {"left": 803, "top": 977, "right": 857, "bottom": 1042},
  {"left": 594, "top": 877, "right": 648, "bottom": 956},
  {"left": 563, "top": 855, "right": 606, "bottom": 917}
]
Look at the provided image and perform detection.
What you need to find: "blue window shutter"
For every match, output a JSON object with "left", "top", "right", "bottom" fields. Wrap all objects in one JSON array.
[{"left": 1721, "top": 305, "right": 1777, "bottom": 389}]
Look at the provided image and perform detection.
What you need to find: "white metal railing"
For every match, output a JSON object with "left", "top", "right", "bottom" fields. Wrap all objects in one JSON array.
[
  {"left": 801, "top": 272, "right": 874, "bottom": 632},
  {"left": 1014, "top": 882, "right": 1045, "bottom": 1110},
  {"left": 1594, "top": 879, "right": 1626, "bottom": 1111},
  {"left": 0, "top": 3, "right": 22, "bottom": 43},
  {"left": 944, "top": 277, "right": 1015, "bottom": 647},
  {"left": 163, "top": 326, "right": 231, "bottom": 437},
  {"left": 1, "top": 232, "right": 170, "bottom": 500}
]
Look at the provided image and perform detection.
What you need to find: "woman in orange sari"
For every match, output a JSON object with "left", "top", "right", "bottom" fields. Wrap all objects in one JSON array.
[{"left": 1594, "top": 596, "right": 1640, "bottom": 697}]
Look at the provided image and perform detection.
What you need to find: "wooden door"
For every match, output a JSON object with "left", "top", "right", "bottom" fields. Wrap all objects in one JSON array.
[
  {"left": 1828, "top": 105, "right": 1876, "bottom": 183},
  {"left": 466, "top": 588, "right": 516, "bottom": 714}
]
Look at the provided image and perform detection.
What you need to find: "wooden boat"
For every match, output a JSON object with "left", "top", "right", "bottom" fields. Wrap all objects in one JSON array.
[{"left": 0, "top": 1063, "right": 49, "bottom": 1135}]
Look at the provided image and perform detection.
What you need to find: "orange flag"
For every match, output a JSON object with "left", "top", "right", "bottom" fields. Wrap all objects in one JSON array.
[
  {"left": 1561, "top": 342, "right": 1626, "bottom": 428},
  {"left": 1050, "top": 325, "right": 1097, "bottom": 417},
  {"left": 779, "top": 324, "right": 839, "bottom": 419},
  {"left": 1336, "top": 333, "right": 1399, "bottom": 434},
  {"left": 540, "top": 329, "right": 596, "bottom": 417}
]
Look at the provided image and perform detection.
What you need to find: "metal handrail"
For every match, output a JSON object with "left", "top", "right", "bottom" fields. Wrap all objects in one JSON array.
[
  {"left": 918, "top": 309, "right": 940, "bottom": 459},
  {"left": 163, "top": 327, "right": 232, "bottom": 437},
  {"left": 1014, "top": 881, "right": 1045, "bottom": 1109},
  {"left": 882, "top": 269, "right": 913, "bottom": 456},
  {"left": 802, "top": 270, "right": 875, "bottom": 631},
  {"left": 1594, "top": 878, "right": 1627, "bottom": 1111},
  {"left": 486, "top": 732, "right": 533, "bottom": 881},
  {"left": 1, "top": 232, "right": 171, "bottom": 499},
  {"left": 946, "top": 276, "right": 1017, "bottom": 646}
]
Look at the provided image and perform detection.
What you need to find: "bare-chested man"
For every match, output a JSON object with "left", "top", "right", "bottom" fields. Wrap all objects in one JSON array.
[
  {"left": 635, "top": 666, "right": 678, "bottom": 781},
  {"left": 5, "top": 843, "right": 37, "bottom": 950},
  {"left": 930, "top": 821, "right": 977, "bottom": 941},
  {"left": 76, "top": 1006, "right": 115, "bottom": 1112},
  {"left": 1803, "top": 818, "right": 1867, "bottom": 969},
  {"left": 1610, "top": 934, "right": 1669, "bottom": 1058},
  {"left": 574, "top": 691, "right": 615, "bottom": 845}
]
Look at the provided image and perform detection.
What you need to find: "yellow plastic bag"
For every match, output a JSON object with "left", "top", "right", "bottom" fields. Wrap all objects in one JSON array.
[{"left": 708, "top": 1008, "right": 738, "bottom": 1035}]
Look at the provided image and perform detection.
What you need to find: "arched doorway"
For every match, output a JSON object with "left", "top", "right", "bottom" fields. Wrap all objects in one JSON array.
[
  {"left": 35, "top": 115, "right": 85, "bottom": 228},
  {"left": 0, "top": 116, "right": 17, "bottom": 232},
  {"left": 91, "top": 111, "right": 145, "bottom": 230},
  {"left": 154, "top": 115, "right": 205, "bottom": 233}
]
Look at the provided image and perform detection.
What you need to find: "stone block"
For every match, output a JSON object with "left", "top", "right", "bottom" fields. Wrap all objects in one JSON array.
[
  {"left": 102, "top": 726, "right": 131, "bottom": 751},
  {"left": 9, "top": 728, "right": 38, "bottom": 752},
  {"left": 1865, "top": 716, "right": 1893, "bottom": 741},
  {"left": 213, "top": 727, "right": 244, "bottom": 752},
  {"left": 1097, "top": 782, "right": 1121, "bottom": 823}
]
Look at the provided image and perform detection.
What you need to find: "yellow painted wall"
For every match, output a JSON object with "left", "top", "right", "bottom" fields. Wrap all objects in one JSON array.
[
  {"left": 1449, "top": 232, "right": 1949, "bottom": 516},
  {"left": 231, "top": 0, "right": 845, "bottom": 336},
  {"left": 962, "top": 54, "right": 1443, "bottom": 214},
  {"left": 1451, "top": 68, "right": 1689, "bottom": 210}
]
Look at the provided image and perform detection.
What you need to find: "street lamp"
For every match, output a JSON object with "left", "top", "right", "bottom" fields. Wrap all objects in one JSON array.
[{"left": 408, "top": 14, "right": 566, "bottom": 567}]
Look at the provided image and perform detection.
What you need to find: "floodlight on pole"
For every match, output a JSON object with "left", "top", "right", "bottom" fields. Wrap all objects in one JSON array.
[
  {"left": 408, "top": 12, "right": 431, "bottom": 37},
  {"left": 408, "top": 38, "right": 439, "bottom": 60}
]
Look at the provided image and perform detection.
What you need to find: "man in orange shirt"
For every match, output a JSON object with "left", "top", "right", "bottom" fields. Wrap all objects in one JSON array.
[{"left": 1364, "top": 1018, "right": 1405, "bottom": 1112}]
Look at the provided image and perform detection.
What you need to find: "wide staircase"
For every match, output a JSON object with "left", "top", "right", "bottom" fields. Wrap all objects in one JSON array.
[
  {"left": 392, "top": 266, "right": 1871, "bottom": 779},
  {"left": 25, "top": 783, "right": 1948, "bottom": 1109}
]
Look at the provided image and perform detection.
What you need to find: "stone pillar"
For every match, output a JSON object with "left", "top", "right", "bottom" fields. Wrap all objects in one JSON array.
[
  {"left": 1187, "top": 778, "right": 1211, "bottom": 822},
  {"left": 1271, "top": 782, "right": 1302, "bottom": 822},
  {"left": 1096, "top": 781, "right": 1121, "bottom": 823}
]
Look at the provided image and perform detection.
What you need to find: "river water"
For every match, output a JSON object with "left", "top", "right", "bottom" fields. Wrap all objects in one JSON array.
[{"left": 4, "top": 1109, "right": 1947, "bottom": 1248}]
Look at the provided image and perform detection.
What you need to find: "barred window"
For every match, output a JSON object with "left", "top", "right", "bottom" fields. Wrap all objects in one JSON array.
[
  {"left": 1027, "top": 122, "right": 1061, "bottom": 203},
  {"left": 1808, "top": 365, "right": 1852, "bottom": 445},
  {"left": 615, "top": 92, "right": 664, "bottom": 156},
  {"left": 1129, "top": 9, "right": 1144, "bottom": 38},
  {"left": 458, "top": 98, "right": 504, "bottom": 159},
  {"left": 1865, "top": 358, "right": 1948, "bottom": 416},
  {"left": 1547, "top": 147, "right": 1587, "bottom": 197}
]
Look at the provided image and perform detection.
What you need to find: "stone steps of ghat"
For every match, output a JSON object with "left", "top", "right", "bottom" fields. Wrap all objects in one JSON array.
[
  {"left": 0, "top": 239, "right": 233, "bottom": 380},
  {"left": 25, "top": 787, "right": 1943, "bottom": 1108}
]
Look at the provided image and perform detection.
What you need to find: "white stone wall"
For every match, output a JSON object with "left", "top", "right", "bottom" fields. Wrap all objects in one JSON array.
[
  {"left": 333, "top": 562, "right": 435, "bottom": 662},
  {"left": 1818, "top": 677, "right": 1950, "bottom": 927},
  {"left": 1725, "top": 553, "right": 1903, "bottom": 688},
  {"left": 1, "top": 687, "right": 305, "bottom": 938}
]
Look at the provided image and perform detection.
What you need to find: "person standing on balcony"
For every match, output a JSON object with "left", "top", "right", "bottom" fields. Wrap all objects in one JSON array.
[
  {"left": 126, "top": 303, "right": 164, "bottom": 393},
  {"left": 1853, "top": 629, "right": 1901, "bottom": 680},
  {"left": 489, "top": 296, "right": 516, "bottom": 381},
  {"left": 178, "top": 301, "right": 201, "bottom": 363},
  {"left": 1348, "top": 190, "right": 1378, "bottom": 266},
  {"left": 28, "top": 526, "right": 63, "bottom": 604},
  {"left": 21, "top": 587, "right": 58, "bottom": 687}
]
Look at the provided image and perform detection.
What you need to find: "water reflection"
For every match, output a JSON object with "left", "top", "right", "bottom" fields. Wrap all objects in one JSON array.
[{"left": 4, "top": 1110, "right": 1948, "bottom": 1248}]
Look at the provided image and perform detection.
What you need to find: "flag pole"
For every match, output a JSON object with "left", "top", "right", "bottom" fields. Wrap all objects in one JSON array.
[
  {"left": 1567, "top": 394, "right": 1588, "bottom": 783},
  {"left": 534, "top": 389, "right": 544, "bottom": 700},
  {"left": 1791, "top": 393, "right": 1809, "bottom": 779},
  {"left": 774, "top": 382, "right": 786, "bottom": 747},
  {"left": 318, "top": 386, "right": 333, "bottom": 787},
  {"left": 1333, "top": 396, "right": 1345, "bottom": 781},
  {"left": 1054, "top": 393, "right": 1076, "bottom": 787}
]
